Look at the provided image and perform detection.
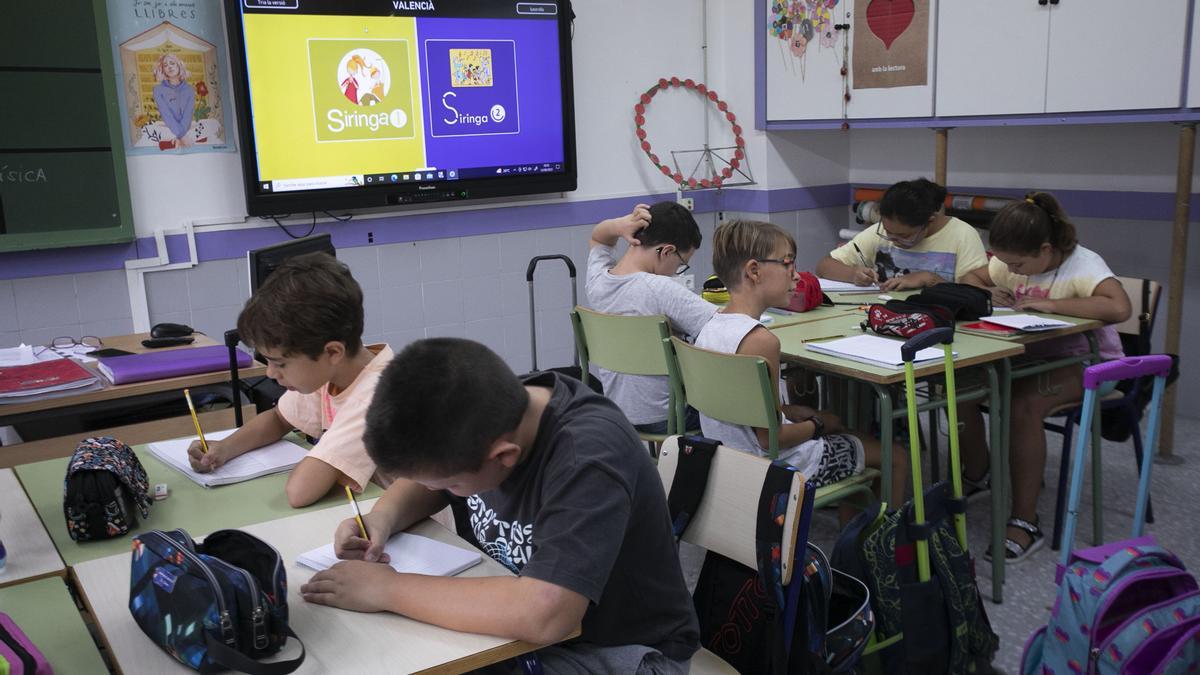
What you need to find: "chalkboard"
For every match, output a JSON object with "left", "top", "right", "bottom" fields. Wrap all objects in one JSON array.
[{"left": 0, "top": 0, "right": 135, "bottom": 252}]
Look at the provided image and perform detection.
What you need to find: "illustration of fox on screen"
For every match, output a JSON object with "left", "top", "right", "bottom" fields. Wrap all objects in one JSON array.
[{"left": 450, "top": 49, "right": 493, "bottom": 87}]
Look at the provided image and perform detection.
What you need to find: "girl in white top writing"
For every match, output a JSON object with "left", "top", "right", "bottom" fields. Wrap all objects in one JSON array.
[{"left": 961, "top": 192, "right": 1131, "bottom": 563}]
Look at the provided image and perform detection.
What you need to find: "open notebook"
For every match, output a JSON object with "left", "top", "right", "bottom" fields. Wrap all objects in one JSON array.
[
  {"left": 297, "top": 532, "right": 483, "bottom": 577},
  {"left": 805, "top": 334, "right": 952, "bottom": 368},
  {"left": 981, "top": 313, "right": 1073, "bottom": 332},
  {"left": 147, "top": 429, "right": 308, "bottom": 487},
  {"left": 819, "top": 278, "right": 879, "bottom": 293}
]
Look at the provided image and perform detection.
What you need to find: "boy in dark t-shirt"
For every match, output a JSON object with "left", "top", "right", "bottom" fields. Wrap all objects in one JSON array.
[{"left": 300, "top": 338, "right": 699, "bottom": 673}]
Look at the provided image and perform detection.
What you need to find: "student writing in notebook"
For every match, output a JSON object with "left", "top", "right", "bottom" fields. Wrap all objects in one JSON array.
[
  {"left": 816, "top": 178, "right": 989, "bottom": 291},
  {"left": 696, "top": 219, "right": 908, "bottom": 511},
  {"left": 959, "top": 192, "right": 1130, "bottom": 563},
  {"left": 586, "top": 201, "right": 716, "bottom": 433},
  {"left": 300, "top": 338, "right": 699, "bottom": 673},
  {"left": 186, "top": 253, "right": 394, "bottom": 507}
]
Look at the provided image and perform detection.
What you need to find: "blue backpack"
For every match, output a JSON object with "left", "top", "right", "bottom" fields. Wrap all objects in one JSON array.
[{"left": 1020, "top": 535, "right": 1200, "bottom": 674}]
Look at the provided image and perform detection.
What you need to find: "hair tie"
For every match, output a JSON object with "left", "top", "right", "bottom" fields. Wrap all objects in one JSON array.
[{"left": 1024, "top": 197, "right": 1036, "bottom": 204}]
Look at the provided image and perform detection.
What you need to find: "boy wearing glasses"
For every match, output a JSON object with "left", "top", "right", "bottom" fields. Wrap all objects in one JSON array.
[
  {"left": 816, "top": 178, "right": 988, "bottom": 291},
  {"left": 585, "top": 201, "right": 717, "bottom": 434},
  {"left": 697, "top": 220, "right": 907, "bottom": 507}
]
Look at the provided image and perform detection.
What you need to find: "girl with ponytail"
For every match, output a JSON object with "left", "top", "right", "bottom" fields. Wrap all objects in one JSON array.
[{"left": 960, "top": 191, "right": 1131, "bottom": 564}]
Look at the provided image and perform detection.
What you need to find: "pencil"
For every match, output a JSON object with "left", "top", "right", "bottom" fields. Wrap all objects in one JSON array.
[
  {"left": 345, "top": 485, "right": 369, "bottom": 540},
  {"left": 802, "top": 334, "right": 849, "bottom": 343},
  {"left": 183, "top": 388, "right": 209, "bottom": 454},
  {"left": 852, "top": 242, "right": 870, "bottom": 268}
]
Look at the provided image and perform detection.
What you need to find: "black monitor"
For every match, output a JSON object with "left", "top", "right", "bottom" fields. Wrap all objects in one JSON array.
[
  {"left": 247, "top": 234, "right": 336, "bottom": 294},
  {"left": 223, "top": 0, "right": 577, "bottom": 216}
]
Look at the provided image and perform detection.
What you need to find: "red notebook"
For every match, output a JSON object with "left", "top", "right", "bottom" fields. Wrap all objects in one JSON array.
[
  {"left": 0, "top": 358, "right": 98, "bottom": 397},
  {"left": 959, "top": 320, "right": 1020, "bottom": 337}
]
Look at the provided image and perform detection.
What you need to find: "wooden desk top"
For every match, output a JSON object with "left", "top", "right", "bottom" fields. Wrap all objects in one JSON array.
[
  {"left": 0, "top": 332, "right": 268, "bottom": 418},
  {"left": 771, "top": 315, "right": 1024, "bottom": 385},
  {"left": 0, "top": 468, "right": 64, "bottom": 587},
  {"left": 0, "top": 578, "right": 108, "bottom": 673},
  {"left": 16, "top": 445, "right": 383, "bottom": 566},
  {"left": 73, "top": 502, "right": 545, "bottom": 674}
]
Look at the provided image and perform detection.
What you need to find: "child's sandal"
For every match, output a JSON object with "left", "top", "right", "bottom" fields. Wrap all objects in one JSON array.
[
  {"left": 962, "top": 469, "right": 990, "bottom": 503},
  {"left": 984, "top": 517, "right": 1044, "bottom": 564}
]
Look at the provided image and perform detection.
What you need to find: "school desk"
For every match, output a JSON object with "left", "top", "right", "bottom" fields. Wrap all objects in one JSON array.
[
  {"left": 72, "top": 500, "right": 559, "bottom": 674},
  {"left": 0, "top": 577, "right": 108, "bottom": 673},
  {"left": 16, "top": 446, "right": 384, "bottom": 566},
  {"left": 0, "top": 468, "right": 64, "bottom": 588},
  {"left": 770, "top": 314, "right": 1023, "bottom": 602},
  {"left": 0, "top": 332, "right": 269, "bottom": 468}
]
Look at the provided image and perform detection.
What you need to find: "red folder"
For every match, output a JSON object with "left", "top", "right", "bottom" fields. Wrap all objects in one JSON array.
[{"left": 0, "top": 358, "right": 98, "bottom": 396}]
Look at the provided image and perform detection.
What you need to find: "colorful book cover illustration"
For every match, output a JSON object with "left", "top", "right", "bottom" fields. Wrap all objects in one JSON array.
[{"left": 450, "top": 48, "right": 493, "bottom": 87}]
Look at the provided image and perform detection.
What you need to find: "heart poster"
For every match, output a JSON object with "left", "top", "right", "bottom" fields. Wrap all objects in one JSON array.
[{"left": 852, "top": 0, "right": 929, "bottom": 89}]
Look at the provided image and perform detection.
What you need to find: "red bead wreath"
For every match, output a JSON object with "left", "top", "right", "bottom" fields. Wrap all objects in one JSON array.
[{"left": 634, "top": 77, "right": 745, "bottom": 189}]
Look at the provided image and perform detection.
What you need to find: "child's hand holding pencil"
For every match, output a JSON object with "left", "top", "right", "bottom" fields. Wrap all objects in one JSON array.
[{"left": 335, "top": 490, "right": 392, "bottom": 564}]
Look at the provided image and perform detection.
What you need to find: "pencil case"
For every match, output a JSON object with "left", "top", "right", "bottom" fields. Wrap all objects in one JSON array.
[
  {"left": 63, "top": 437, "right": 153, "bottom": 542},
  {"left": 129, "top": 528, "right": 305, "bottom": 673},
  {"left": 0, "top": 612, "right": 53, "bottom": 675}
]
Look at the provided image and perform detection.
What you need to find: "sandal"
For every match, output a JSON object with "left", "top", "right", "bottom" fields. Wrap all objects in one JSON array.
[
  {"left": 984, "top": 517, "right": 1045, "bottom": 564},
  {"left": 962, "top": 469, "right": 991, "bottom": 503}
]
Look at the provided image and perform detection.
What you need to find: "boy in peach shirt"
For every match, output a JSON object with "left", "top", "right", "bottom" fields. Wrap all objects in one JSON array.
[{"left": 188, "top": 253, "right": 392, "bottom": 507}]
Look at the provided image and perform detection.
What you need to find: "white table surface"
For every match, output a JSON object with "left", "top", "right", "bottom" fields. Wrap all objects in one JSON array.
[
  {"left": 72, "top": 498, "right": 544, "bottom": 674},
  {"left": 0, "top": 468, "right": 65, "bottom": 588}
]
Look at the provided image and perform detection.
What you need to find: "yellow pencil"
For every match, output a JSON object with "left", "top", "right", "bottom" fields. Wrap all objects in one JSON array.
[
  {"left": 345, "top": 485, "right": 369, "bottom": 540},
  {"left": 183, "top": 388, "right": 209, "bottom": 454}
]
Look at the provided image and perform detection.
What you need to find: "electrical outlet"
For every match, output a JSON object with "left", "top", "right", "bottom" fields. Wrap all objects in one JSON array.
[{"left": 678, "top": 197, "right": 694, "bottom": 211}]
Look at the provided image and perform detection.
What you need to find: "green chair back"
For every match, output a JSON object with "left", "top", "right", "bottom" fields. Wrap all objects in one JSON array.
[
  {"left": 571, "top": 307, "right": 681, "bottom": 435},
  {"left": 665, "top": 336, "right": 781, "bottom": 457}
]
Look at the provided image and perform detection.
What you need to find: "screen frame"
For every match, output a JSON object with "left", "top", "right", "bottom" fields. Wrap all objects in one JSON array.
[
  {"left": 223, "top": 0, "right": 577, "bottom": 217},
  {"left": 247, "top": 233, "right": 336, "bottom": 294}
]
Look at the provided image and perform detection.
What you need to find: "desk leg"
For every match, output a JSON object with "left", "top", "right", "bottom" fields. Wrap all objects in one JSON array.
[
  {"left": 871, "top": 382, "right": 894, "bottom": 506},
  {"left": 987, "top": 364, "right": 1005, "bottom": 603}
]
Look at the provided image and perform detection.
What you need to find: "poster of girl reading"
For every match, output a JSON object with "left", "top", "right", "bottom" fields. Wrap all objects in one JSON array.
[{"left": 108, "top": 1, "right": 234, "bottom": 155}]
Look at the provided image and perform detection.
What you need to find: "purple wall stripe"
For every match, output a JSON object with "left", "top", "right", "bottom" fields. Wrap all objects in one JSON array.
[{"left": 1, "top": 182, "right": 1194, "bottom": 280}]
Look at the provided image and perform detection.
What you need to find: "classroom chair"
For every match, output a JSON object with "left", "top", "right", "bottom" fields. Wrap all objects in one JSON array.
[
  {"left": 570, "top": 307, "right": 696, "bottom": 454},
  {"left": 664, "top": 336, "right": 878, "bottom": 509},
  {"left": 1046, "top": 276, "right": 1164, "bottom": 550},
  {"left": 656, "top": 436, "right": 806, "bottom": 675}
]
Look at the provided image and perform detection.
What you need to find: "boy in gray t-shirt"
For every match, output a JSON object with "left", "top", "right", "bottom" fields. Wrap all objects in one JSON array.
[
  {"left": 586, "top": 201, "right": 717, "bottom": 431},
  {"left": 301, "top": 338, "right": 700, "bottom": 673}
]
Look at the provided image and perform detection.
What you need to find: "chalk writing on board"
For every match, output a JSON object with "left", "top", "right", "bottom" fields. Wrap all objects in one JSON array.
[{"left": 0, "top": 167, "right": 48, "bottom": 184}]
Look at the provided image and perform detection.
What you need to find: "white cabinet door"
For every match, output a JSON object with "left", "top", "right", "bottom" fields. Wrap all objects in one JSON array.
[
  {"left": 1045, "top": 0, "right": 1187, "bottom": 113},
  {"left": 935, "top": 0, "right": 1050, "bottom": 116}
]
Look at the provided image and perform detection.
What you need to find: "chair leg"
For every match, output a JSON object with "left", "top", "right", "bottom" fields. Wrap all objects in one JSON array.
[
  {"left": 1131, "top": 419, "right": 1155, "bottom": 525},
  {"left": 1052, "top": 410, "right": 1078, "bottom": 551}
]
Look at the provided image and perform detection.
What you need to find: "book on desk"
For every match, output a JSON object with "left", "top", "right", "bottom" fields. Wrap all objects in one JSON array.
[
  {"left": 97, "top": 344, "right": 252, "bottom": 385},
  {"left": 297, "top": 532, "right": 483, "bottom": 577},
  {"left": 0, "top": 357, "right": 100, "bottom": 402},
  {"left": 804, "top": 334, "right": 954, "bottom": 368}
]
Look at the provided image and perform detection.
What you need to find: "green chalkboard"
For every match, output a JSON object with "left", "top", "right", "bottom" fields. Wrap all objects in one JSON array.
[{"left": 0, "top": 0, "right": 135, "bottom": 252}]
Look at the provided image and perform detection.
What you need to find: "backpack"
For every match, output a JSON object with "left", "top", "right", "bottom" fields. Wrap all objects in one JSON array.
[
  {"left": 0, "top": 613, "right": 52, "bottom": 675},
  {"left": 831, "top": 482, "right": 999, "bottom": 674},
  {"left": 1020, "top": 536, "right": 1200, "bottom": 675},
  {"left": 670, "top": 436, "right": 870, "bottom": 673},
  {"left": 790, "top": 272, "right": 834, "bottom": 312},
  {"left": 129, "top": 528, "right": 306, "bottom": 674},
  {"left": 863, "top": 300, "right": 954, "bottom": 339},
  {"left": 63, "top": 437, "right": 153, "bottom": 542},
  {"left": 908, "top": 283, "right": 993, "bottom": 321}
]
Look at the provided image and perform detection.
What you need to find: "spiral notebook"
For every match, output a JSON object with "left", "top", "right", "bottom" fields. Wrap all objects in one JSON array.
[
  {"left": 147, "top": 429, "right": 308, "bottom": 487},
  {"left": 296, "top": 532, "right": 483, "bottom": 577}
]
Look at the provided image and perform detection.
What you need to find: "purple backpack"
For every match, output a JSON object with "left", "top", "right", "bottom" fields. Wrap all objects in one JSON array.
[{"left": 0, "top": 612, "right": 53, "bottom": 674}]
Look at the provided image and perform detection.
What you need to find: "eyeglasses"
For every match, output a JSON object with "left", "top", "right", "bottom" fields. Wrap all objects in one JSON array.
[
  {"left": 756, "top": 256, "right": 797, "bottom": 272},
  {"left": 874, "top": 222, "right": 924, "bottom": 247},
  {"left": 34, "top": 335, "right": 102, "bottom": 357},
  {"left": 656, "top": 246, "right": 690, "bottom": 275}
]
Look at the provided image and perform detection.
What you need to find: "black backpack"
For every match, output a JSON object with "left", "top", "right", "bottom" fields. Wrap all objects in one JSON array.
[{"left": 63, "top": 437, "right": 153, "bottom": 542}]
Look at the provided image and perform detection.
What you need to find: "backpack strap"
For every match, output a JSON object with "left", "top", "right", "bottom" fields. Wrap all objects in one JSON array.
[
  {"left": 666, "top": 436, "right": 720, "bottom": 539},
  {"left": 205, "top": 626, "right": 305, "bottom": 675}
]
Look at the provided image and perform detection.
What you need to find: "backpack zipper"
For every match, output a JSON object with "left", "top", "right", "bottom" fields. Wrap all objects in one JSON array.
[
  {"left": 203, "top": 554, "right": 270, "bottom": 650},
  {"left": 146, "top": 530, "right": 236, "bottom": 647}
]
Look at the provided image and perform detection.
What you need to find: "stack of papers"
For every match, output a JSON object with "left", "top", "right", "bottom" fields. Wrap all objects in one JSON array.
[
  {"left": 297, "top": 532, "right": 483, "bottom": 577},
  {"left": 805, "top": 334, "right": 953, "bottom": 368},
  {"left": 819, "top": 278, "right": 879, "bottom": 293},
  {"left": 148, "top": 429, "right": 308, "bottom": 487},
  {"left": 982, "top": 314, "right": 1072, "bottom": 332}
]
